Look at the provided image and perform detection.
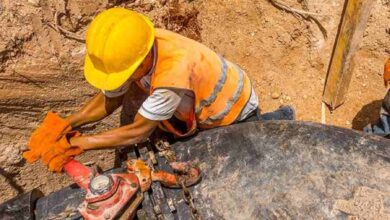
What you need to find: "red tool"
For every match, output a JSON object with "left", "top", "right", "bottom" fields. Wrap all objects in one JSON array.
[
  {"left": 63, "top": 160, "right": 142, "bottom": 220},
  {"left": 63, "top": 159, "right": 201, "bottom": 220}
]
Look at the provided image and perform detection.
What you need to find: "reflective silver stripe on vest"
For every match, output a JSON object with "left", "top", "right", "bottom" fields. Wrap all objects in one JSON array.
[
  {"left": 195, "top": 55, "right": 228, "bottom": 115},
  {"left": 203, "top": 64, "right": 245, "bottom": 124}
]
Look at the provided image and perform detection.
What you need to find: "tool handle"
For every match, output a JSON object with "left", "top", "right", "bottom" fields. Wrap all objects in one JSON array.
[{"left": 63, "top": 159, "right": 91, "bottom": 190}]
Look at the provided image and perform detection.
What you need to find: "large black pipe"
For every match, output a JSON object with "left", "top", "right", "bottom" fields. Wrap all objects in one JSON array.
[{"left": 2, "top": 121, "right": 390, "bottom": 219}]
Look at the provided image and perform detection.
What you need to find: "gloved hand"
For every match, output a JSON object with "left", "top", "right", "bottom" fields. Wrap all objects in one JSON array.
[
  {"left": 47, "top": 148, "right": 84, "bottom": 172},
  {"left": 23, "top": 112, "right": 71, "bottom": 163},
  {"left": 42, "top": 131, "right": 84, "bottom": 172}
]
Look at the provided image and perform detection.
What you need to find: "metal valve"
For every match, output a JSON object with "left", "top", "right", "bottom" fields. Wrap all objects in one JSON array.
[{"left": 89, "top": 175, "right": 113, "bottom": 195}]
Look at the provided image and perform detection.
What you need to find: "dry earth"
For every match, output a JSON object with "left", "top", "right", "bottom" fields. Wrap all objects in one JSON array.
[{"left": 0, "top": 0, "right": 389, "bottom": 213}]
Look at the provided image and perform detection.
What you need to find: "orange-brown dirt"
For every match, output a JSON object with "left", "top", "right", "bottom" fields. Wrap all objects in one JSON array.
[{"left": 0, "top": 0, "right": 389, "bottom": 210}]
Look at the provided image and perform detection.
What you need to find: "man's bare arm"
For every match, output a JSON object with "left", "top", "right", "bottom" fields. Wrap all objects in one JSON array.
[
  {"left": 69, "top": 113, "right": 159, "bottom": 150},
  {"left": 66, "top": 92, "right": 124, "bottom": 128}
]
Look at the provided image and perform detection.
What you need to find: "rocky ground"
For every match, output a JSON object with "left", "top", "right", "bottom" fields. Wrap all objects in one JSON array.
[{"left": 0, "top": 0, "right": 389, "bottom": 208}]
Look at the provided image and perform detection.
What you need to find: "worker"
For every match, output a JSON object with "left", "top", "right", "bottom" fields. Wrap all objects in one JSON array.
[
  {"left": 364, "top": 58, "right": 390, "bottom": 137},
  {"left": 22, "top": 8, "right": 295, "bottom": 172}
]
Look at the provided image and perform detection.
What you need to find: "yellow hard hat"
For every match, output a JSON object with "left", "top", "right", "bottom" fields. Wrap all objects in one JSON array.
[{"left": 84, "top": 8, "right": 155, "bottom": 91}]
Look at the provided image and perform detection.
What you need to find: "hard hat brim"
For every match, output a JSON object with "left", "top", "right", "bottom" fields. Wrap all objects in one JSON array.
[{"left": 84, "top": 54, "right": 140, "bottom": 91}]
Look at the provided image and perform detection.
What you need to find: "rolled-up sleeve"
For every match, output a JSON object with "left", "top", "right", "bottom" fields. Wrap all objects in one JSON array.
[{"left": 138, "top": 89, "right": 184, "bottom": 121}]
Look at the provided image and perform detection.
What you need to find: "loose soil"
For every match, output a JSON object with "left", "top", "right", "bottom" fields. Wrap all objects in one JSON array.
[{"left": 0, "top": 0, "right": 389, "bottom": 218}]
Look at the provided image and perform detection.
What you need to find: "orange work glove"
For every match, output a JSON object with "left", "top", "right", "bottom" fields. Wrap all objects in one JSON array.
[
  {"left": 42, "top": 131, "right": 84, "bottom": 172},
  {"left": 23, "top": 112, "right": 71, "bottom": 163},
  {"left": 384, "top": 58, "right": 390, "bottom": 87},
  {"left": 47, "top": 147, "right": 84, "bottom": 172}
]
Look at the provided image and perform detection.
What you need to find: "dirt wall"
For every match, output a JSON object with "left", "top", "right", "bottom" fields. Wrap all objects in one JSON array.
[
  {"left": 0, "top": 0, "right": 389, "bottom": 206},
  {"left": 0, "top": 0, "right": 200, "bottom": 202}
]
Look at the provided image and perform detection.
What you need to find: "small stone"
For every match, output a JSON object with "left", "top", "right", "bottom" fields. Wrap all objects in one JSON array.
[
  {"left": 27, "top": 0, "right": 40, "bottom": 7},
  {"left": 271, "top": 92, "right": 280, "bottom": 99},
  {"left": 285, "top": 96, "right": 291, "bottom": 101},
  {"left": 0, "top": 146, "right": 22, "bottom": 166},
  {"left": 303, "top": 95, "right": 308, "bottom": 99},
  {"left": 71, "top": 46, "right": 86, "bottom": 57},
  {"left": 83, "top": 161, "right": 95, "bottom": 166},
  {"left": 143, "top": 3, "right": 153, "bottom": 12}
]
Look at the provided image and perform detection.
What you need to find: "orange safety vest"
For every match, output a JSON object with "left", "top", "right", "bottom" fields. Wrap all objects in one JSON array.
[{"left": 137, "top": 29, "right": 253, "bottom": 137}]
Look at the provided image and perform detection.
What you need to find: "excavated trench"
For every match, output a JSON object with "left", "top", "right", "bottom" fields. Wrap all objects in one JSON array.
[{"left": 0, "top": 1, "right": 389, "bottom": 218}]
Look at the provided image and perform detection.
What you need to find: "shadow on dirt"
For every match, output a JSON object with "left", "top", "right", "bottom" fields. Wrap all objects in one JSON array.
[
  {"left": 112, "top": 84, "right": 148, "bottom": 167},
  {"left": 0, "top": 167, "right": 24, "bottom": 195},
  {"left": 115, "top": 84, "right": 175, "bottom": 167},
  {"left": 352, "top": 100, "right": 382, "bottom": 130}
]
